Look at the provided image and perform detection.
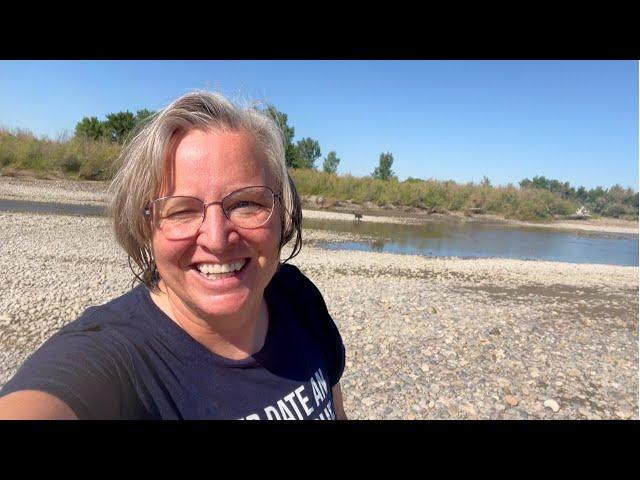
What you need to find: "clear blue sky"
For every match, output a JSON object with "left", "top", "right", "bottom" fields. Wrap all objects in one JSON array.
[{"left": 0, "top": 60, "right": 637, "bottom": 191}]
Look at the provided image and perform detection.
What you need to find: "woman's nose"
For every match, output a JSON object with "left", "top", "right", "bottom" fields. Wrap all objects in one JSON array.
[{"left": 196, "top": 203, "right": 237, "bottom": 251}]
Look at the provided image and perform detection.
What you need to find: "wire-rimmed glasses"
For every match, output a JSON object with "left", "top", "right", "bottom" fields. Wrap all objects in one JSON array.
[{"left": 145, "top": 185, "right": 280, "bottom": 240}]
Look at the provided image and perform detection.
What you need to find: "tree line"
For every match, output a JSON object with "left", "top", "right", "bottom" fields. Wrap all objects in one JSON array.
[
  {"left": 71, "top": 107, "right": 637, "bottom": 218},
  {"left": 519, "top": 176, "right": 638, "bottom": 218},
  {"left": 74, "top": 105, "right": 395, "bottom": 179}
]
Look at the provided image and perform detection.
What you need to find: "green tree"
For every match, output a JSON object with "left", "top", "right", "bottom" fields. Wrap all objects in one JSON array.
[
  {"left": 262, "top": 105, "right": 297, "bottom": 168},
  {"left": 531, "top": 175, "right": 550, "bottom": 190},
  {"left": 372, "top": 152, "right": 396, "bottom": 181},
  {"left": 519, "top": 178, "right": 532, "bottom": 189},
  {"left": 322, "top": 151, "right": 340, "bottom": 174},
  {"left": 134, "top": 109, "right": 155, "bottom": 127},
  {"left": 104, "top": 111, "right": 136, "bottom": 144},
  {"left": 74, "top": 116, "right": 105, "bottom": 140},
  {"left": 295, "top": 137, "right": 321, "bottom": 169},
  {"left": 576, "top": 186, "right": 588, "bottom": 203}
]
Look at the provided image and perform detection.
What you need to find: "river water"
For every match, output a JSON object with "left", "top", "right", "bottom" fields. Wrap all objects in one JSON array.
[
  {"left": 303, "top": 217, "right": 638, "bottom": 267},
  {"left": 1, "top": 199, "right": 637, "bottom": 266}
]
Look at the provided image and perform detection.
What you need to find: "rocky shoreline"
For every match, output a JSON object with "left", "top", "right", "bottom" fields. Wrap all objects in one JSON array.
[{"left": 0, "top": 175, "right": 638, "bottom": 419}]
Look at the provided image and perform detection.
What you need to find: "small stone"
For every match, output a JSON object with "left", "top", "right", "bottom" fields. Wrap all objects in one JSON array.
[
  {"left": 420, "top": 364, "right": 430, "bottom": 373},
  {"left": 430, "top": 384, "right": 440, "bottom": 394},
  {"left": 505, "top": 395, "right": 519, "bottom": 407},
  {"left": 578, "top": 407, "right": 590, "bottom": 418},
  {"left": 461, "top": 404, "right": 477, "bottom": 417},
  {"left": 567, "top": 368, "right": 581, "bottom": 377},
  {"left": 543, "top": 399, "right": 560, "bottom": 412},
  {"left": 362, "top": 397, "right": 375, "bottom": 407},
  {"left": 615, "top": 410, "right": 632, "bottom": 420}
]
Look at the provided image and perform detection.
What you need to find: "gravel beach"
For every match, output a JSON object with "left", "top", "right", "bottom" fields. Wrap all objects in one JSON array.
[{"left": 0, "top": 176, "right": 638, "bottom": 419}]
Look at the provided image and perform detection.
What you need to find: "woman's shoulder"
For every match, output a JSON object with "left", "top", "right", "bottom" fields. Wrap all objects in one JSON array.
[
  {"left": 271, "top": 262, "right": 315, "bottom": 289},
  {"left": 58, "top": 284, "right": 151, "bottom": 339}
]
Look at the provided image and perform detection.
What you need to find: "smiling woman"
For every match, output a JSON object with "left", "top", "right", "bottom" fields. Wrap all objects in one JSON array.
[{"left": 0, "top": 91, "right": 347, "bottom": 420}]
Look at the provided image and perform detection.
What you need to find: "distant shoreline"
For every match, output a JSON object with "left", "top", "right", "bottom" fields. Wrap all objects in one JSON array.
[{"left": 1, "top": 173, "right": 638, "bottom": 236}]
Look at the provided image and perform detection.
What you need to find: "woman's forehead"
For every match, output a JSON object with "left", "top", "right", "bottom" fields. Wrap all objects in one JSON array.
[{"left": 160, "top": 129, "right": 275, "bottom": 195}]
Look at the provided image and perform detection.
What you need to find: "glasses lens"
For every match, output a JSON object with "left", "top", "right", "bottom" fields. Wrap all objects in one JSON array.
[
  {"left": 223, "top": 186, "right": 274, "bottom": 229},
  {"left": 153, "top": 197, "right": 203, "bottom": 239}
]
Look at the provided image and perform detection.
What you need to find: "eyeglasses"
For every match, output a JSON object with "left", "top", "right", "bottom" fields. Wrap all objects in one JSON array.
[{"left": 145, "top": 185, "right": 280, "bottom": 240}]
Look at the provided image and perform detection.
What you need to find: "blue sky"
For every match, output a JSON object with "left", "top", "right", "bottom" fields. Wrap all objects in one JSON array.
[{"left": 0, "top": 60, "right": 637, "bottom": 190}]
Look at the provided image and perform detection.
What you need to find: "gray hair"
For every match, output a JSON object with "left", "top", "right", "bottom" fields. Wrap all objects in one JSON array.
[{"left": 107, "top": 90, "right": 302, "bottom": 289}]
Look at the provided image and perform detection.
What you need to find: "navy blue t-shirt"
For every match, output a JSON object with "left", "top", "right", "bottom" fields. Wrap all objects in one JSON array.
[{"left": 0, "top": 264, "right": 345, "bottom": 420}]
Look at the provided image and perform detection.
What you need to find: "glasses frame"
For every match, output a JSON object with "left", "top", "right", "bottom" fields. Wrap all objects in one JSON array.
[{"left": 144, "top": 185, "right": 281, "bottom": 235}]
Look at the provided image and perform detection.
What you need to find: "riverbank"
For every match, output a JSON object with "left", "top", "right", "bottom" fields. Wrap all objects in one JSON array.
[
  {"left": 0, "top": 209, "right": 637, "bottom": 419},
  {"left": 1, "top": 174, "right": 637, "bottom": 235}
]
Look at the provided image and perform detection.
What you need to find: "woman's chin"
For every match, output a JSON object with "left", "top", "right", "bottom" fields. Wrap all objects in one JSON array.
[{"left": 189, "top": 289, "right": 253, "bottom": 321}]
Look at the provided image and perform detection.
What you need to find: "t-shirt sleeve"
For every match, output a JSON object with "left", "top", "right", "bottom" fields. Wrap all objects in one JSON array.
[
  {"left": 0, "top": 317, "right": 128, "bottom": 420},
  {"left": 280, "top": 264, "right": 346, "bottom": 387}
]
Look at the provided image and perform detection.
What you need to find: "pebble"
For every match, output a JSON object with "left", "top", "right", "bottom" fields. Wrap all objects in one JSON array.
[
  {"left": 614, "top": 410, "right": 633, "bottom": 420},
  {"left": 505, "top": 395, "right": 519, "bottom": 406},
  {"left": 543, "top": 399, "right": 561, "bottom": 412}
]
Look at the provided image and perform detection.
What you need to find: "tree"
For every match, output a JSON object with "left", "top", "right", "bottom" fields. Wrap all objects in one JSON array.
[
  {"left": 294, "top": 137, "right": 321, "bottom": 169},
  {"left": 104, "top": 111, "right": 136, "bottom": 144},
  {"left": 531, "top": 176, "right": 550, "bottom": 190},
  {"left": 519, "top": 178, "right": 533, "bottom": 189},
  {"left": 262, "top": 105, "right": 297, "bottom": 168},
  {"left": 576, "top": 186, "right": 588, "bottom": 203},
  {"left": 134, "top": 109, "right": 155, "bottom": 127},
  {"left": 372, "top": 152, "right": 396, "bottom": 181},
  {"left": 74, "top": 116, "right": 105, "bottom": 140},
  {"left": 322, "top": 151, "right": 340, "bottom": 174}
]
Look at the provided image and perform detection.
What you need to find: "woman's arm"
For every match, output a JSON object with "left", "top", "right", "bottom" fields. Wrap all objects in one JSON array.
[
  {"left": 0, "top": 390, "right": 78, "bottom": 420},
  {"left": 332, "top": 382, "right": 347, "bottom": 420}
]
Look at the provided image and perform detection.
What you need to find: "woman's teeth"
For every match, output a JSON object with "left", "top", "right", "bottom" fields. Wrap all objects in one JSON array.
[{"left": 197, "top": 260, "right": 246, "bottom": 277}]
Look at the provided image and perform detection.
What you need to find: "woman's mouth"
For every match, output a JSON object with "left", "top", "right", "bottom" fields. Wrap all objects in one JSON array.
[{"left": 192, "top": 258, "right": 249, "bottom": 280}]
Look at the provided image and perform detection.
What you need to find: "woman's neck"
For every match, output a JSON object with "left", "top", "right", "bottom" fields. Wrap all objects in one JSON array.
[{"left": 150, "top": 283, "right": 269, "bottom": 360}]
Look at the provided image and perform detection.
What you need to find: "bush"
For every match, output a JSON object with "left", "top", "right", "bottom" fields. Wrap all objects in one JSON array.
[{"left": 61, "top": 155, "right": 82, "bottom": 173}]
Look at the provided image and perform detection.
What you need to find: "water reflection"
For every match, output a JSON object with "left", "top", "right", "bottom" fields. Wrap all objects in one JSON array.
[{"left": 303, "top": 217, "right": 639, "bottom": 267}]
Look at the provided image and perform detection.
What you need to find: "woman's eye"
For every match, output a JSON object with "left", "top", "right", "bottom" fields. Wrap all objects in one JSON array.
[
  {"left": 229, "top": 200, "right": 258, "bottom": 210},
  {"left": 166, "top": 208, "right": 199, "bottom": 218}
]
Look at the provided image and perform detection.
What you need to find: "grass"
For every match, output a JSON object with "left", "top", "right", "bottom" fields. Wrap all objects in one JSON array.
[
  {"left": 0, "top": 128, "right": 120, "bottom": 180},
  {"left": 289, "top": 169, "right": 580, "bottom": 221},
  {"left": 1, "top": 127, "right": 635, "bottom": 221}
]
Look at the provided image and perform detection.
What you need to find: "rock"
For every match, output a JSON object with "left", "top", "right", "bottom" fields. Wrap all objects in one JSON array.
[
  {"left": 505, "top": 395, "right": 519, "bottom": 406},
  {"left": 461, "top": 404, "right": 477, "bottom": 418},
  {"left": 362, "top": 397, "right": 375, "bottom": 407},
  {"left": 543, "top": 399, "right": 560, "bottom": 412},
  {"left": 420, "top": 363, "right": 430, "bottom": 373},
  {"left": 430, "top": 384, "right": 440, "bottom": 394},
  {"left": 614, "top": 410, "right": 632, "bottom": 420}
]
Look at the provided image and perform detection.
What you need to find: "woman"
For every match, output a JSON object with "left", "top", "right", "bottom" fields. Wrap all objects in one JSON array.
[{"left": 0, "top": 91, "right": 347, "bottom": 420}]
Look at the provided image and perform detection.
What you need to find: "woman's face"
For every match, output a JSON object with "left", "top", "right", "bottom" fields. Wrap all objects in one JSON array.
[{"left": 151, "top": 129, "right": 282, "bottom": 325}]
